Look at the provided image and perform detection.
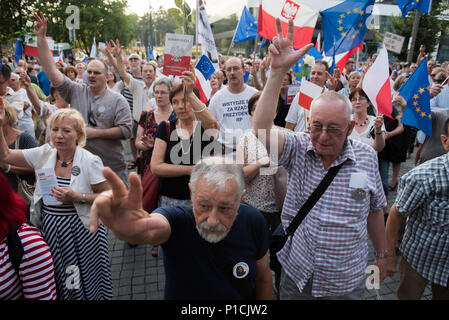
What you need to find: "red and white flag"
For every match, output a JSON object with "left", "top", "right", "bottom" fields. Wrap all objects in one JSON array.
[
  {"left": 257, "top": 0, "right": 318, "bottom": 50},
  {"left": 297, "top": 78, "right": 323, "bottom": 110},
  {"left": 362, "top": 46, "right": 393, "bottom": 118},
  {"left": 24, "top": 35, "right": 54, "bottom": 57}
]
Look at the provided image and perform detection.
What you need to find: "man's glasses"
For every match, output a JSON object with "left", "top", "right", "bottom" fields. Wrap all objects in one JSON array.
[
  {"left": 154, "top": 91, "right": 169, "bottom": 96},
  {"left": 308, "top": 124, "right": 348, "bottom": 136},
  {"left": 225, "top": 66, "right": 242, "bottom": 73}
]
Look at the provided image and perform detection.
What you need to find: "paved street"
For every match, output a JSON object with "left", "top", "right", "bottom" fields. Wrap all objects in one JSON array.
[{"left": 106, "top": 141, "right": 432, "bottom": 300}]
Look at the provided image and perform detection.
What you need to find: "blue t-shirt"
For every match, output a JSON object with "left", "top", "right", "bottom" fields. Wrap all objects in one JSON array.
[
  {"left": 37, "top": 71, "right": 50, "bottom": 96},
  {"left": 157, "top": 204, "right": 270, "bottom": 300}
]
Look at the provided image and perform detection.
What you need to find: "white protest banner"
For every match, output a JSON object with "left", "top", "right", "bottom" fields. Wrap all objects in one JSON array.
[
  {"left": 383, "top": 32, "right": 405, "bottom": 55},
  {"left": 197, "top": 0, "right": 219, "bottom": 70},
  {"left": 163, "top": 33, "right": 194, "bottom": 76}
]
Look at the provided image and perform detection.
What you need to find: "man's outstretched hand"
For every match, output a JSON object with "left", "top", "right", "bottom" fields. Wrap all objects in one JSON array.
[{"left": 89, "top": 168, "right": 168, "bottom": 244}]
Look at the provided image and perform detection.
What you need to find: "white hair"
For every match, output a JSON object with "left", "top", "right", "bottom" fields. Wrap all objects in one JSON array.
[
  {"left": 310, "top": 91, "right": 353, "bottom": 124},
  {"left": 190, "top": 156, "right": 245, "bottom": 197}
]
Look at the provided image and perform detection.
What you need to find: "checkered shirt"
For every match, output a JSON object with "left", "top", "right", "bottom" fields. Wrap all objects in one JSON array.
[
  {"left": 395, "top": 153, "right": 449, "bottom": 287},
  {"left": 276, "top": 131, "right": 386, "bottom": 297}
]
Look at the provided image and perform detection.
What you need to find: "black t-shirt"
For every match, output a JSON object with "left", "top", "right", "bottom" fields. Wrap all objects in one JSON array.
[
  {"left": 156, "top": 120, "right": 220, "bottom": 199},
  {"left": 274, "top": 96, "right": 291, "bottom": 128},
  {"left": 158, "top": 204, "right": 270, "bottom": 299}
]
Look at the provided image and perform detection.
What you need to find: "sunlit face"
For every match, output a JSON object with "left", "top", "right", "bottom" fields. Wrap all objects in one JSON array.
[
  {"left": 171, "top": 90, "right": 194, "bottom": 120},
  {"left": 309, "top": 63, "right": 328, "bottom": 87},
  {"left": 50, "top": 118, "right": 79, "bottom": 151},
  {"left": 350, "top": 92, "right": 369, "bottom": 113},
  {"left": 209, "top": 74, "right": 219, "bottom": 90},
  {"left": 225, "top": 58, "right": 244, "bottom": 88},
  {"left": 129, "top": 57, "right": 141, "bottom": 72},
  {"left": 86, "top": 60, "right": 107, "bottom": 92},
  {"left": 76, "top": 63, "right": 86, "bottom": 75},
  {"left": 309, "top": 98, "right": 353, "bottom": 160},
  {"left": 348, "top": 74, "right": 361, "bottom": 89},
  {"left": 190, "top": 177, "right": 242, "bottom": 243},
  {"left": 153, "top": 84, "right": 170, "bottom": 108},
  {"left": 142, "top": 64, "right": 155, "bottom": 85}
]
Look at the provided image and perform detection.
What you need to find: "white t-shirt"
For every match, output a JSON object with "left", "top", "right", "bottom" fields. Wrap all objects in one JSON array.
[
  {"left": 285, "top": 86, "right": 326, "bottom": 132},
  {"left": 208, "top": 85, "right": 258, "bottom": 150}
]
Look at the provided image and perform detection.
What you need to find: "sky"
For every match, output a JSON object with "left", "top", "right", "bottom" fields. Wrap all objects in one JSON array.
[{"left": 125, "top": 0, "right": 247, "bottom": 23}]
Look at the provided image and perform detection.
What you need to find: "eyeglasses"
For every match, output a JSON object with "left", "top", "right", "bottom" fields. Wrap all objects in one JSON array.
[
  {"left": 225, "top": 66, "right": 242, "bottom": 73},
  {"left": 154, "top": 91, "right": 169, "bottom": 96},
  {"left": 309, "top": 124, "right": 348, "bottom": 136},
  {"left": 350, "top": 97, "right": 367, "bottom": 102}
]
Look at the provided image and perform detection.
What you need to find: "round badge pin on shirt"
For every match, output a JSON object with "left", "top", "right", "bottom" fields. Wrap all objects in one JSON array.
[
  {"left": 71, "top": 166, "right": 81, "bottom": 176},
  {"left": 233, "top": 262, "right": 249, "bottom": 279},
  {"left": 352, "top": 188, "right": 366, "bottom": 201},
  {"left": 98, "top": 106, "right": 106, "bottom": 113}
]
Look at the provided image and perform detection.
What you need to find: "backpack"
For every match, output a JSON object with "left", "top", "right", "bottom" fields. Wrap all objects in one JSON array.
[{"left": 7, "top": 225, "right": 24, "bottom": 276}]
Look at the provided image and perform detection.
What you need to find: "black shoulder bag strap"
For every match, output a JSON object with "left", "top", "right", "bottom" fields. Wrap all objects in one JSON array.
[
  {"left": 7, "top": 225, "right": 24, "bottom": 276},
  {"left": 286, "top": 161, "right": 345, "bottom": 237}
]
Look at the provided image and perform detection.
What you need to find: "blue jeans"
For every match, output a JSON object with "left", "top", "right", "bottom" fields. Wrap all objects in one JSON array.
[{"left": 378, "top": 159, "right": 389, "bottom": 197}]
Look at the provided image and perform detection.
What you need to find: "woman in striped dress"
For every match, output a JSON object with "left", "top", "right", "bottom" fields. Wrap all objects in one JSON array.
[{"left": 0, "top": 105, "right": 113, "bottom": 300}]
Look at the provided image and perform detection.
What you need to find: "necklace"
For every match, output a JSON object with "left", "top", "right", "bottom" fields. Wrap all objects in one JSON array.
[
  {"left": 57, "top": 159, "right": 73, "bottom": 167},
  {"left": 178, "top": 121, "right": 193, "bottom": 155},
  {"left": 355, "top": 117, "right": 368, "bottom": 127}
]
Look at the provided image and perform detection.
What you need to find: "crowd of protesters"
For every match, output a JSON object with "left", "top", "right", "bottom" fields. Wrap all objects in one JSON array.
[{"left": 0, "top": 14, "right": 448, "bottom": 300}]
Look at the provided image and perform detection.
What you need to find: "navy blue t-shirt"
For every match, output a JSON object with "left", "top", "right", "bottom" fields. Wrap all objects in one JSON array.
[{"left": 157, "top": 204, "right": 270, "bottom": 300}]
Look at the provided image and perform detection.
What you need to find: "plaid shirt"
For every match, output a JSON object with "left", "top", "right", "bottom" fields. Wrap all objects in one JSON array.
[
  {"left": 276, "top": 132, "right": 386, "bottom": 297},
  {"left": 395, "top": 153, "right": 449, "bottom": 287}
]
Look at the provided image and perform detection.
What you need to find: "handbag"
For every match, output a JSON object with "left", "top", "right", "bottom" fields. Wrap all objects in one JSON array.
[
  {"left": 14, "top": 136, "right": 35, "bottom": 209},
  {"left": 141, "top": 121, "right": 170, "bottom": 213},
  {"left": 136, "top": 111, "right": 152, "bottom": 175},
  {"left": 270, "top": 161, "right": 345, "bottom": 259}
]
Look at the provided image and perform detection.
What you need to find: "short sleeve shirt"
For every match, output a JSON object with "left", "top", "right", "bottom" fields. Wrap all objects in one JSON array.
[{"left": 157, "top": 204, "right": 270, "bottom": 299}]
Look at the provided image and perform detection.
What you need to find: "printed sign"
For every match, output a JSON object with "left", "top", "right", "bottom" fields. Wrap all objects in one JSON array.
[
  {"left": 383, "top": 32, "right": 405, "bottom": 54},
  {"left": 163, "top": 33, "right": 194, "bottom": 76}
]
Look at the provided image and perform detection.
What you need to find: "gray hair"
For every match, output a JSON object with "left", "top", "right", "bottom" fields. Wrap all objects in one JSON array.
[
  {"left": 153, "top": 76, "right": 173, "bottom": 91},
  {"left": 310, "top": 91, "right": 353, "bottom": 124},
  {"left": 190, "top": 156, "right": 245, "bottom": 198}
]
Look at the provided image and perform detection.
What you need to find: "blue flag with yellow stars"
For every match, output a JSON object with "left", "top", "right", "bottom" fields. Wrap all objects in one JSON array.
[
  {"left": 233, "top": 6, "right": 257, "bottom": 42},
  {"left": 399, "top": 57, "right": 432, "bottom": 137},
  {"left": 292, "top": 47, "right": 323, "bottom": 81},
  {"left": 321, "top": 0, "right": 374, "bottom": 57},
  {"left": 397, "top": 0, "right": 432, "bottom": 18}
]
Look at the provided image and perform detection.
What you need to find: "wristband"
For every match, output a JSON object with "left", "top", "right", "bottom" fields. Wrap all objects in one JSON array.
[
  {"left": 81, "top": 193, "right": 86, "bottom": 204},
  {"left": 375, "top": 131, "right": 383, "bottom": 135},
  {"left": 193, "top": 105, "right": 207, "bottom": 113},
  {"left": 375, "top": 251, "right": 389, "bottom": 259},
  {"left": 5, "top": 164, "right": 11, "bottom": 173}
]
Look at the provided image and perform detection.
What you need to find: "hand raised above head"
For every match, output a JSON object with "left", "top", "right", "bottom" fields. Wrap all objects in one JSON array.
[
  {"left": 268, "top": 18, "right": 313, "bottom": 75},
  {"left": 33, "top": 12, "right": 47, "bottom": 38}
]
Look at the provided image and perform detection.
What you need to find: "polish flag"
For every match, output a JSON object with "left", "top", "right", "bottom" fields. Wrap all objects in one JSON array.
[
  {"left": 257, "top": 0, "right": 318, "bottom": 50},
  {"left": 194, "top": 55, "right": 215, "bottom": 103},
  {"left": 24, "top": 35, "right": 54, "bottom": 57},
  {"left": 297, "top": 78, "right": 323, "bottom": 110},
  {"left": 362, "top": 46, "right": 393, "bottom": 118}
]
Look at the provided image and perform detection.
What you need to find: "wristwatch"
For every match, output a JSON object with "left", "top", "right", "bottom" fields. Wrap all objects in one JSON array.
[
  {"left": 81, "top": 193, "right": 86, "bottom": 204},
  {"left": 375, "top": 251, "right": 389, "bottom": 259}
]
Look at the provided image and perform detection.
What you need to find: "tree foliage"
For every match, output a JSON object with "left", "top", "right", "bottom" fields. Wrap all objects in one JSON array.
[{"left": 390, "top": 0, "right": 449, "bottom": 61}]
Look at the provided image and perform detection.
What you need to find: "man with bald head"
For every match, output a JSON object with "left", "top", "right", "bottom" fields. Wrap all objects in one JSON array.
[
  {"left": 252, "top": 18, "right": 388, "bottom": 300},
  {"left": 208, "top": 57, "right": 258, "bottom": 158},
  {"left": 34, "top": 12, "right": 132, "bottom": 183}
]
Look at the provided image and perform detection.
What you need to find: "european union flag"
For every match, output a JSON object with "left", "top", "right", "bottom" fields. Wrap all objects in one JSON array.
[
  {"left": 14, "top": 36, "right": 23, "bottom": 63},
  {"left": 148, "top": 44, "right": 154, "bottom": 60},
  {"left": 233, "top": 6, "right": 257, "bottom": 43},
  {"left": 196, "top": 54, "right": 215, "bottom": 80},
  {"left": 397, "top": 0, "right": 432, "bottom": 18},
  {"left": 399, "top": 57, "right": 432, "bottom": 137},
  {"left": 321, "top": 0, "right": 374, "bottom": 57}
]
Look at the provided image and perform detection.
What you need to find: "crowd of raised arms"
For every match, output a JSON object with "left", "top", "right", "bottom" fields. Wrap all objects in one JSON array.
[{"left": 0, "top": 13, "right": 448, "bottom": 301}]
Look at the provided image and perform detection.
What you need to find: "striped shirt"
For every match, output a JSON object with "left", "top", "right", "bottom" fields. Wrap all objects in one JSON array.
[
  {"left": 0, "top": 224, "right": 57, "bottom": 300},
  {"left": 122, "top": 74, "right": 143, "bottom": 114},
  {"left": 395, "top": 153, "right": 449, "bottom": 287},
  {"left": 276, "top": 131, "right": 386, "bottom": 297}
]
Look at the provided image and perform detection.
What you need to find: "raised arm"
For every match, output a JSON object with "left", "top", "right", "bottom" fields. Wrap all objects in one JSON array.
[
  {"left": 34, "top": 13, "right": 64, "bottom": 87},
  {"left": 105, "top": 40, "right": 131, "bottom": 86},
  {"left": 20, "top": 70, "right": 42, "bottom": 115},
  {"left": 89, "top": 167, "right": 171, "bottom": 245},
  {"left": 252, "top": 18, "right": 312, "bottom": 156}
]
